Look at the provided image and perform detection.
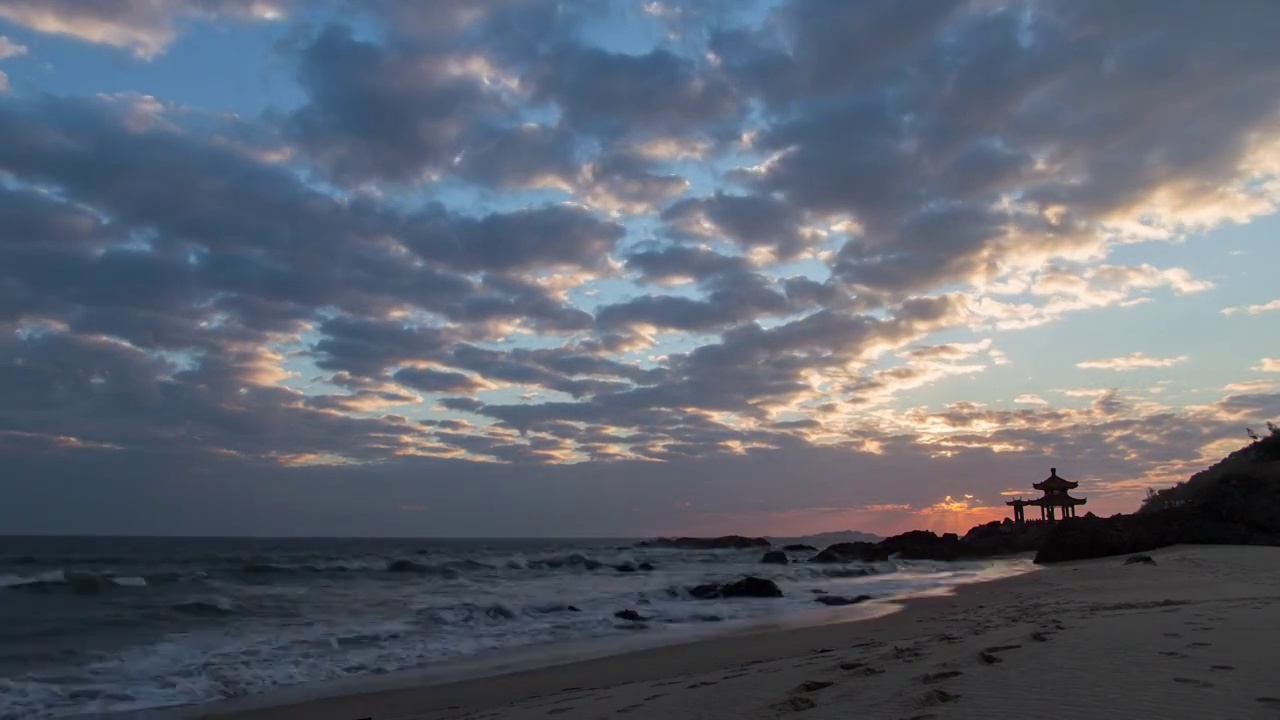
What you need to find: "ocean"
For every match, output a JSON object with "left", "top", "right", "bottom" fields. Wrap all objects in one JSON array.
[{"left": 0, "top": 536, "right": 1033, "bottom": 719}]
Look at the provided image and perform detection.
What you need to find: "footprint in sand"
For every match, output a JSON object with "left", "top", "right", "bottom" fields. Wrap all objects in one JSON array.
[
  {"left": 1188, "top": 642, "right": 1213, "bottom": 648},
  {"left": 1209, "top": 665, "right": 1235, "bottom": 671},
  {"left": 1159, "top": 651, "right": 1188, "bottom": 659},
  {"left": 686, "top": 681, "right": 718, "bottom": 689},
  {"left": 920, "top": 671, "right": 963, "bottom": 685},
  {"left": 773, "top": 695, "right": 818, "bottom": 712},
  {"left": 1258, "top": 697, "right": 1280, "bottom": 706},
  {"left": 794, "top": 680, "right": 835, "bottom": 693},
  {"left": 546, "top": 708, "right": 574, "bottom": 715},
  {"left": 1163, "top": 632, "right": 1183, "bottom": 638},
  {"left": 920, "top": 688, "right": 961, "bottom": 706},
  {"left": 1172, "top": 677, "right": 1216, "bottom": 689}
]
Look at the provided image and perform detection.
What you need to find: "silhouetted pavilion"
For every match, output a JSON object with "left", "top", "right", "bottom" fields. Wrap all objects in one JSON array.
[{"left": 1006, "top": 468, "right": 1087, "bottom": 523}]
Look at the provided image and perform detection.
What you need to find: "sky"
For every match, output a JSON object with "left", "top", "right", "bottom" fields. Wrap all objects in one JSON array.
[{"left": 1, "top": 0, "right": 1279, "bottom": 539}]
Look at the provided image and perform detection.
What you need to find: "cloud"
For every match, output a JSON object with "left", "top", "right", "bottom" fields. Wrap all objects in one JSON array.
[
  {"left": 3, "top": 1, "right": 1280, "bottom": 537},
  {"left": 1224, "top": 380, "right": 1276, "bottom": 394},
  {"left": 1257, "top": 358, "right": 1280, "bottom": 373},
  {"left": 1076, "top": 353, "right": 1189, "bottom": 371},
  {"left": 1221, "top": 299, "right": 1280, "bottom": 316},
  {"left": 0, "top": 0, "right": 287, "bottom": 58},
  {"left": 0, "top": 34, "right": 27, "bottom": 60}
]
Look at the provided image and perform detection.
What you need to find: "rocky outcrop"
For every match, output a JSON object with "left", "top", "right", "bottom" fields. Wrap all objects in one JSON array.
[
  {"left": 761, "top": 550, "right": 789, "bottom": 564},
  {"left": 1036, "top": 460, "right": 1280, "bottom": 564},
  {"left": 961, "top": 519, "right": 1052, "bottom": 557},
  {"left": 638, "top": 535, "right": 772, "bottom": 550},
  {"left": 877, "top": 530, "right": 965, "bottom": 561},
  {"left": 810, "top": 541, "right": 888, "bottom": 563},
  {"left": 688, "top": 576, "right": 784, "bottom": 599}
]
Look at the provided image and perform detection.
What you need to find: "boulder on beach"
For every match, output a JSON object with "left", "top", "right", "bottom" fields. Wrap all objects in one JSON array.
[
  {"left": 761, "top": 550, "right": 789, "bottom": 564},
  {"left": 637, "top": 535, "right": 771, "bottom": 550},
  {"left": 1124, "top": 554, "right": 1157, "bottom": 565},
  {"left": 614, "top": 609, "right": 647, "bottom": 621}
]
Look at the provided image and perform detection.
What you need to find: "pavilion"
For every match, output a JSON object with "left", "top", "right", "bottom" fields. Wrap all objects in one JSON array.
[{"left": 1006, "top": 468, "right": 1087, "bottom": 522}]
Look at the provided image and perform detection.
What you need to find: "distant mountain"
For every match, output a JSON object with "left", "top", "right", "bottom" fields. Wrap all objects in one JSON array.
[{"left": 770, "top": 530, "right": 881, "bottom": 547}]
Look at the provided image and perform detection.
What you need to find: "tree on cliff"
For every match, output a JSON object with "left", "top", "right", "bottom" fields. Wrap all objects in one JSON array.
[{"left": 1138, "top": 422, "right": 1280, "bottom": 514}]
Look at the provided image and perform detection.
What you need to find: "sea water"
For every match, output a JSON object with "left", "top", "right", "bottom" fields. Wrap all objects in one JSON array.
[{"left": 0, "top": 536, "right": 1033, "bottom": 719}]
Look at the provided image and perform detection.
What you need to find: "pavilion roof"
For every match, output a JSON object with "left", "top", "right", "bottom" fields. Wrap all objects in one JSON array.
[{"left": 1033, "top": 467, "right": 1078, "bottom": 490}]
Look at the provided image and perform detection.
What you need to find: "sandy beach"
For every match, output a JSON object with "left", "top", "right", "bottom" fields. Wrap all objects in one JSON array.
[{"left": 192, "top": 545, "right": 1280, "bottom": 720}]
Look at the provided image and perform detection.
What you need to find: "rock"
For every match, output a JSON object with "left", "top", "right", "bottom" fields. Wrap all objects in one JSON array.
[
  {"left": 814, "top": 594, "right": 872, "bottom": 606},
  {"left": 877, "top": 530, "right": 965, "bottom": 561},
  {"left": 782, "top": 544, "right": 818, "bottom": 552},
  {"left": 636, "top": 535, "right": 771, "bottom": 550},
  {"left": 637, "top": 562, "right": 655, "bottom": 571},
  {"left": 614, "top": 609, "right": 647, "bottom": 621},
  {"left": 689, "top": 584, "right": 722, "bottom": 600},
  {"left": 385, "top": 559, "right": 424, "bottom": 573},
  {"left": 810, "top": 541, "right": 887, "bottom": 563},
  {"left": 1124, "top": 554, "right": 1157, "bottom": 565},
  {"left": 65, "top": 572, "right": 112, "bottom": 595},
  {"left": 615, "top": 563, "right": 636, "bottom": 573},
  {"left": 961, "top": 520, "right": 1052, "bottom": 557},
  {"left": 720, "top": 576, "right": 783, "bottom": 598},
  {"left": 761, "top": 550, "right": 789, "bottom": 564},
  {"left": 689, "top": 577, "right": 784, "bottom": 599}
]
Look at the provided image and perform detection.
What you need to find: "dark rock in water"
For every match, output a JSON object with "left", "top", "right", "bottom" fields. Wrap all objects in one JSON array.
[
  {"left": 810, "top": 589, "right": 828, "bottom": 594},
  {"left": 65, "top": 572, "right": 112, "bottom": 595},
  {"left": 567, "top": 605, "right": 580, "bottom": 612},
  {"left": 637, "top": 535, "right": 771, "bottom": 550},
  {"left": 783, "top": 544, "right": 817, "bottom": 552},
  {"left": 172, "top": 600, "right": 233, "bottom": 617},
  {"left": 814, "top": 594, "right": 872, "bottom": 607},
  {"left": 615, "top": 563, "right": 636, "bottom": 573},
  {"left": 877, "top": 530, "right": 965, "bottom": 561},
  {"left": 637, "top": 562, "right": 655, "bottom": 571},
  {"left": 386, "top": 559, "right": 425, "bottom": 573},
  {"left": 720, "top": 576, "right": 783, "bottom": 598},
  {"left": 614, "top": 609, "right": 647, "bottom": 621},
  {"left": 820, "top": 567, "right": 872, "bottom": 578},
  {"left": 761, "top": 550, "right": 789, "bottom": 564},
  {"left": 485, "top": 605, "right": 516, "bottom": 620},
  {"left": 688, "top": 583, "right": 722, "bottom": 600},
  {"left": 696, "top": 614, "right": 724, "bottom": 622},
  {"left": 1124, "top": 554, "right": 1157, "bottom": 565},
  {"left": 810, "top": 541, "right": 887, "bottom": 563}
]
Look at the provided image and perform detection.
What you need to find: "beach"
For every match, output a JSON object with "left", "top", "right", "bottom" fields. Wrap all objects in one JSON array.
[{"left": 192, "top": 544, "right": 1280, "bottom": 720}]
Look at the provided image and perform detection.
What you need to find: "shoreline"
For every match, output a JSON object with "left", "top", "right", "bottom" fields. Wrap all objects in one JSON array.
[
  {"left": 179, "top": 560, "right": 1038, "bottom": 720},
  {"left": 189, "top": 545, "right": 1280, "bottom": 719}
]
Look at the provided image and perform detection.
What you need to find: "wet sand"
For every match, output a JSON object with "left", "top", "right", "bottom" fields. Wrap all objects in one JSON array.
[{"left": 197, "top": 545, "right": 1280, "bottom": 720}]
